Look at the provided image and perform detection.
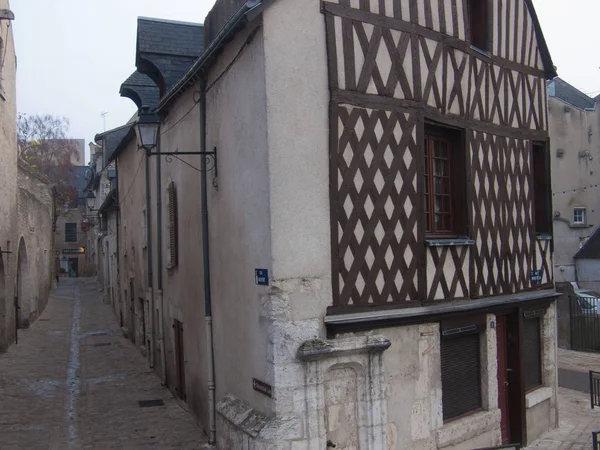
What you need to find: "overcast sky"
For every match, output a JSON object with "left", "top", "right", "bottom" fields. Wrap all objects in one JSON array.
[{"left": 10, "top": 0, "right": 600, "bottom": 165}]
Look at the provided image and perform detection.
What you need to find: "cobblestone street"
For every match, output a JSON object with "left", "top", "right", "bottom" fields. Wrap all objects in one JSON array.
[{"left": 0, "top": 278, "right": 208, "bottom": 450}]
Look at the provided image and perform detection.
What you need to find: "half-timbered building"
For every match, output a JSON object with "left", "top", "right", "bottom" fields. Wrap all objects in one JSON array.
[{"left": 101, "top": 0, "right": 558, "bottom": 448}]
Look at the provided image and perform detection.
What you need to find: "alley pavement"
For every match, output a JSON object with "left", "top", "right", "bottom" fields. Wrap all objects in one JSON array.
[
  {"left": 525, "top": 348, "right": 600, "bottom": 450},
  {"left": 0, "top": 278, "right": 208, "bottom": 450}
]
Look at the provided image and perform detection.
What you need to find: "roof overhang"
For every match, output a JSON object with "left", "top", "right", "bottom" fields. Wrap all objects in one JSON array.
[{"left": 157, "top": 2, "right": 263, "bottom": 113}]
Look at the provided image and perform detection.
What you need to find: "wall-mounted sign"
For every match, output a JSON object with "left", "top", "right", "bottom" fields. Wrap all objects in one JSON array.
[
  {"left": 530, "top": 270, "right": 543, "bottom": 284},
  {"left": 255, "top": 269, "right": 269, "bottom": 286},
  {"left": 252, "top": 378, "right": 272, "bottom": 398},
  {"left": 63, "top": 248, "right": 85, "bottom": 255}
]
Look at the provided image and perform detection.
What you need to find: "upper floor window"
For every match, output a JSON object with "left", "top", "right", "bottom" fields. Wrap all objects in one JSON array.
[
  {"left": 468, "top": 0, "right": 490, "bottom": 52},
  {"left": 167, "top": 181, "right": 178, "bottom": 269},
  {"left": 574, "top": 207, "right": 586, "bottom": 225},
  {"left": 532, "top": 142, "right": 552, "bottom": 235},
  {"left": 424, "top": 124, "right": 467, "bottom": 237},
  {"left": 65, "top": 223, "right": 77, "bottom": 243}
]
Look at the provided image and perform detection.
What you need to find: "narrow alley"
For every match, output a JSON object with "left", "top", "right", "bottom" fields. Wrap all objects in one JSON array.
[{"left": 0, "top": 278, "right": 207, "bottom": 450}]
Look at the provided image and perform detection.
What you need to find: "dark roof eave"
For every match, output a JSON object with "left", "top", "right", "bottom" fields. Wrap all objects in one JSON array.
[
  {"left": 574, "top": 226, "right": 600, "bottom": 259},
  {"left": 95, "top": 123, "right": 132, "bottom": 143},
  {"left": 524, "top": 0, "right": 557, "bottom": 80},
  {"left": 108, "top": 125, "right": 137, "bottom": 163},
  {"left": 98, "top": 189, "right": 118, "bottom": 214},
  {"left": 157, "top": 1, "right": 263, "bottom": 113}
]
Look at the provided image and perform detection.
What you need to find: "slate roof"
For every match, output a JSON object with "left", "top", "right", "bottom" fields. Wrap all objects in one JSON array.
[
  {"left": 574, "top": 226, "right": 600, "bottom": 259},
  {"left": 136, "top": 17, "right": 205, "bottom": 92},
  {"left": 95, "top": 125, "right": 133, "bottom": 165},
  {"left": 137, "top": 17, "right": 204, "bottom": 58},
  {"left": 120, "top": 71, "right": 160, "bottom": 110},
  {"left": 548, "top": 78, "right": 596, "bottom": 111}
]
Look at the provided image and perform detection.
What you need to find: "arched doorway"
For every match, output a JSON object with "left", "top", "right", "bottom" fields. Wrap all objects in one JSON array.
[{"left": 17, "top": 238, "right": 30, "bottom": 329}]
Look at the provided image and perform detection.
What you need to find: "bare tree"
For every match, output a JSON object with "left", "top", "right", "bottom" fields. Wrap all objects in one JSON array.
[{"left": 17, "top": 113, "right": 81, "bottom": 208}]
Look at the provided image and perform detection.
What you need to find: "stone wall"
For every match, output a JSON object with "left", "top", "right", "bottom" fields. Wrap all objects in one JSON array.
[
  {"left": 17, "top": 162, "right": 54, "bottom": 327},
  {"left": 0, "top": 1, "right": 19, "bottom": 350}
]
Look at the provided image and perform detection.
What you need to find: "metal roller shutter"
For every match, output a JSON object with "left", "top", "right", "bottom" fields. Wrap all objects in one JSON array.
[
  {"left": 523, "top": 318, "right": 542, "bottom": 392},
  {"left": 441, "top": 333, "right": 482, "bottom": 421}
]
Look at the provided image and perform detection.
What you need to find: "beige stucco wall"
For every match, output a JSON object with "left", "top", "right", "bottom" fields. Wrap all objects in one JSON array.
[
  {"left": 204, "top": 23, "right": 272, "bottom": 416},
  {"left": 17, "top": 164, "right": 54, "bottom": 327},
  {"left": 154, "top": 84, "right": 210, "bottom": 422},
  {"left": 117, "top": 139, "right": 149, "bottom": 350},
  {"left": 548, "top": 97, "right": 600, "bottom": 279},
  {"left": 0, "top": 3, "right": 19, "bottom": 350}
]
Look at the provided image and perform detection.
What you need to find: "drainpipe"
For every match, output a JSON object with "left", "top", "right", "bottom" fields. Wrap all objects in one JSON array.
[
  {"left": 156, "top": 133, "right": 167, "bottom": 384},
  {"left": 199, "top": 77, "right": 217, "bottom": 445},
  {"left": 115, "top": 160, "right": 121, "bottom": 318},
  {"left": 145, "top": 149, "right": 155, "bottom": 369}
]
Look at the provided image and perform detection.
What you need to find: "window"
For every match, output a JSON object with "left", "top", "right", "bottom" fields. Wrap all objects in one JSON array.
[
  {"left": 424, "top": 124, "right": 466, "bottom": 236},
  {"left": 574, "top": 207, "right": 586, "bottom": 225},
  {"left": 468, "top": 0, "right": 490, "bottom": 51},
  {"left": 523, "top": 317, "right": 542, "bottom": 392},
  {"left": 167, "top": 181, "right": 178, "bottom": 269},
  {"left": 65, "top": 223, "right": 77, "bottom": 243},
  {"left": 532, "top": 142, "right": 552, "bottom": 235},
  {"left": 441, "top": 332, "right": 482, "bottom": 421}
]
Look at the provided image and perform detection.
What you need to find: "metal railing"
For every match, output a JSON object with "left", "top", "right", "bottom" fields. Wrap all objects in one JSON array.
[
  {"left": 593, "top": 430, "right": 600, "bottom": 450},
  {"left": 570, "top": 295, "right": 600, "bottom": 353},
  {"left": 591, "top": 371, "right": 600, "bottom": 409}
]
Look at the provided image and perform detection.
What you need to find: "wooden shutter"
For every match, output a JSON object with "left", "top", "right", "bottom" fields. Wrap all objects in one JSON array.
[
  {"left": 167, "top": 181, "right": 178, "bottom": 268},
  {"left": 441, "top": 333, "right": 482, "bottom": 420},
  {"left": 523, "top": 318, "right": 542, "bottom": 392}
]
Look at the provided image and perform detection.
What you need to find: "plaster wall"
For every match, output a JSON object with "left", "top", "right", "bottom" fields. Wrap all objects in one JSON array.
[
  {"left": 0, "top": 4, "right": 19, "bottom": 350},
  {"left": 117, "top": 139, "right": 151, "bottom": 351},
  {"left": 155, "top": 84, "right": 209, "bottom": 423},
  {"left": 575, "top": 259, "right": 600, "bottom": 292},
  {"left": 548, "top": 97, "right": 600, "bottom": 276},
  {"left": 204, "top": 23, "right": 273, "bottom": 416},
  {"left": 262, "top": 0, "right": 331, "bottom": 282},
  {"left": 17, "top": 164, "right": 54, "bottom": 327}
]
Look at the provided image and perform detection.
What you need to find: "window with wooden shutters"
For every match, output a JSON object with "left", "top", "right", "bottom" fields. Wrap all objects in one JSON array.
[
  {"left": 523, "top": 317, "right": 542, "bottom": 392},
  {"left": 441, "top": 332, "right": 482, "bottom": 421},
  {"left": 167, "top": 181, "right": 178, "bottom": 269},
  {"left": 532, "top": 142, "right": 552, "bottom": 235},
  {"left": 424, "top": 124, "right": 467, "bottom": 236}
]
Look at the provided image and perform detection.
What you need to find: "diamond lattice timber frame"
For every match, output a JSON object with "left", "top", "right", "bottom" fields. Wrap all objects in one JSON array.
[{"left": 324, "top": 0, "right": 554, "bottom": 312}]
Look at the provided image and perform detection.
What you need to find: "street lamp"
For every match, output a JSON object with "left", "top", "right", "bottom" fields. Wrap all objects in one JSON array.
[
  {"left": 136, "top": 106, "right": 217, "bottom": 173},
  {"left": 136, "top": 106, "right": 161, "bottom": 152},
  {"left": 86, "top": 191, "right": 96, "bottom": 210}
]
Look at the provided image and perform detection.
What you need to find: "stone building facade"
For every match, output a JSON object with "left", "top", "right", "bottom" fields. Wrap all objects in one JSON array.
[
  {"left": 547, "top": 78, "right": 600, "bottom": 285},
  {"left": 0, "top": 1, "right": 18, "bottom": 350},
  {"left": 17, "top": 162, "right": 54, "bottom": 328},
  {"left": 0, "top": 1, "right": 55, "bottom": 349},
  {"left": 103, "top": 0, "right": 560, "bottom": 448}
]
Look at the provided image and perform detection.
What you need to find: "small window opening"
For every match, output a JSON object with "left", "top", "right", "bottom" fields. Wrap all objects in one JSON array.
[{"left": 468, "top": 0, "right": 490, "bottom": 52}]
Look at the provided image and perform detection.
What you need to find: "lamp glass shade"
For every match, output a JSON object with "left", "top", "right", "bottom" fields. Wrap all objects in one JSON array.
[
  {"left": 86, "top": 192, "right": 95, "bottom": 210},
  {"left": 137, "top": 122, "right": 159, "bottom": 150}
]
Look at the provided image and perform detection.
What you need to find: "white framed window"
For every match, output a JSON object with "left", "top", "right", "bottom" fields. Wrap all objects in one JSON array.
[{"left": 574, "top": 207, "right": 586, "bottom": 225}]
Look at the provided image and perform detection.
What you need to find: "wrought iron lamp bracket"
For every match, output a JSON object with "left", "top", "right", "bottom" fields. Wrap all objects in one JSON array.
[{"left": 147, "top": 147, "right": 218, "bottom": 176}]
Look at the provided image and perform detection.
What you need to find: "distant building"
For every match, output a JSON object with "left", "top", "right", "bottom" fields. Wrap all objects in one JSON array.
[{"left": 547, "top": 78, "right": 600, "bottom": 283}]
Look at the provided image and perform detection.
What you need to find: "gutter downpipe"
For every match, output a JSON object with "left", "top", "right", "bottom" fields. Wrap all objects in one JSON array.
[
  {"left": 145, "top": 148, "right": 155, "bottom": 369},
  {"left": 115, "top": 160, "right": 121, "bottom": 317},
  {"left": 156, "top": 133, "right": 167, "bottom": 384},
  {"left": 199, "top": 76, "right": 216, "bottom": 445}
]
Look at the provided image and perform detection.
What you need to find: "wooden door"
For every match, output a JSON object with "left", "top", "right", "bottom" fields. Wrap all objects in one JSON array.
[
  {"left": 174, "top": 320, "right": 186, "bottom": 401},
  {"left": 496, "top": 315, "right": 510, "bottom": 444}
]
